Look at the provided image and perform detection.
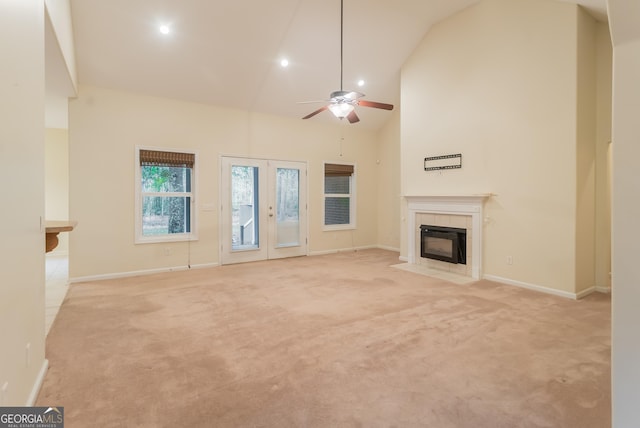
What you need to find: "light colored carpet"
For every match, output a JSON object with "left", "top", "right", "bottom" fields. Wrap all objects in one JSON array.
[
  {"left": 391, "top": 262, "right": 476, "bottom": 285},
  {"left": 37, "top": 249, "right": 610, "bottom": 427}
]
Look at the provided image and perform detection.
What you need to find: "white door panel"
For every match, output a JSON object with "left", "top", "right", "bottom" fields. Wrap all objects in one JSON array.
[
  {"left": 221, "top": 157, "right": 307, "bottom": 264},
  {"left": 268, "top": 160, "right": 307, "bottom": 260}
]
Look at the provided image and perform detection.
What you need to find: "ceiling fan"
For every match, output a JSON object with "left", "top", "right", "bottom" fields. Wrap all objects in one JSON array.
[{"left": 301, "top": 0, "right": 394, "bottom": 124}]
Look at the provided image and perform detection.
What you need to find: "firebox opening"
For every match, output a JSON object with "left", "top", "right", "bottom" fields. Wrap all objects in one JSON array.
[{"left": 420, "top": 225, "right": 467, "bottom": 265}]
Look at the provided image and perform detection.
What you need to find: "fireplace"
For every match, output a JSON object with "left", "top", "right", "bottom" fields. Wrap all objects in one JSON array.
[
  {"left": 420, "top": 225, "right": 467, "bottom": 264},
  {"left": 406, "top": 195, "right": 490, "bottom": 280}
]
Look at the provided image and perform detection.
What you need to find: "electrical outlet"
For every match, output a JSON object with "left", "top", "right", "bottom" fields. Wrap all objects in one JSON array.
[
  {"left": 164, "top": 247, "right": 172, "bottom": 256},
  {"left": 1, "top": 382, "right": 8, "bottom": 406},
  {"left": 507, "top": 256, "right": 513, "bottom": 265}
]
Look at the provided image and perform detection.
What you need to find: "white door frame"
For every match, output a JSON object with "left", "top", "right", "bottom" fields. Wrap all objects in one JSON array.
[{"left": 219, "top": 155, "right": 308, "bottom": 265}]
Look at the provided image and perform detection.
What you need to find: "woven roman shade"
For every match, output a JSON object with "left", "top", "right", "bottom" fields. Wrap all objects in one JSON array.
[
  {"left": 324, "top": 163, "right": 354, "bottom": 177},
  {"left": 139, "top": 150, "right": 195, "bottom": 168}
]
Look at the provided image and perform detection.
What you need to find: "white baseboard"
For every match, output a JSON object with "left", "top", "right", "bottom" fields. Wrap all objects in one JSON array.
[
  {"left": 188, "top": 263, "right": 220, "bottom": 270},
  {"left": 574, "top": 286, "right": 611, "bottom": 298},
  {"left": 70, "top": 263, "right": 219, "bottom": 283},
  {"left": 308, "top": 249, "right": 340, "bottom": 257},
  {"left": 307, "top": 245, "right": 399, "bottom": 257},
  {"left": 398, "top": 255, "right": 408, "bottom": 262},
  {"left": 308, "top": 245, "right": 378, "bottom": 257},
  {"left": 70, "top": 246, "right": 400, "bottom": 282},
  {"left": 576, "top": 286, "right": 597, "bottom": 299},
  {"left": 483, "top": 274, "right": 579, "bottom": 300},
  {"left": 26, "top": 359, "right": 49, "bottom": 406}
]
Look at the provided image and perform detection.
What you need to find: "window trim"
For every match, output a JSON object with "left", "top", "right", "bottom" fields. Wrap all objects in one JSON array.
[
  {"left": 323, "top": 161, "right": 356, "bottom": 231},
  {"left": 135, "top": 146, "right": 199, "bottom": 244}
]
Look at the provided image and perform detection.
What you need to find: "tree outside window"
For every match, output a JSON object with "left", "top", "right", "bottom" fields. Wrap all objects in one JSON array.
[{"left": 136, "top": 149, "right": 196, "bottom": 242}]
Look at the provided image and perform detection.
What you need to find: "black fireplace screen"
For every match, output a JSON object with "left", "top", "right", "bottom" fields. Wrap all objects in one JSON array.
[{"left": 420, "top": 225, "right": 467, "bottom": 265}]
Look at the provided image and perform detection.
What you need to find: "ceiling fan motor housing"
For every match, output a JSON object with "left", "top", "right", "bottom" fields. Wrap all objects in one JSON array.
[{"left": 330, "top": 90, "right": 363, "bottom": 102}]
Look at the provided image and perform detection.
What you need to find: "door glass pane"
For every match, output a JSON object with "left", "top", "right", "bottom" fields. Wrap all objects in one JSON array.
[
  {"left": 231, "top": 166, "right": 259, "bottom": 250},
  {"left": 276, "top": 168, "right": 300, "bottom": 247}
]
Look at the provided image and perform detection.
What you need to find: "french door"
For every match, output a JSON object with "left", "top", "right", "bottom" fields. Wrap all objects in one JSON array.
[{"left": 220, "top": 156, "right": 307, "bottom": 264}]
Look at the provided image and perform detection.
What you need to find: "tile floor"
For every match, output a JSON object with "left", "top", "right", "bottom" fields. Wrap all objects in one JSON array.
[{"left": 45, "top": 253, "right": 69, "bottom": 335}]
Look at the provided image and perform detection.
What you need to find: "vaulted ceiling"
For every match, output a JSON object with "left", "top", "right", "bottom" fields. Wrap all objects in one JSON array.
[{"left": 47, "top": 0, "right": 608, "bottom": 130}]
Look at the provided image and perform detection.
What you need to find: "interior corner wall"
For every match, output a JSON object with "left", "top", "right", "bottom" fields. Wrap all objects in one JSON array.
[
  {"left": 608, "top": 0, "right": 640, "bottom": 424},
  {"left": 610, "top": 37, "right": 640, "bottom": 427},
  {"left": 45, "top": 128, "right": 70, "bottom": 254},
  {"left": 594, "top": 22, "right": 612, "bottom": 291},
  {"left": 376, "top": 109, "right": 401, "bottom": 252},
  {"left": 400, "top": 0, "right": 581, "bottom": 293},
  {"left": 611, "top": 35, "right": 640, "bottom": 428},
  {"left": 68, "top": 85, "right": 381, "bottom": 279},
  {"left": 44, "top": 0, "right": 77, "bottom": 91},
  {"left": 0, "top": 1, "right": 47, "bottom": 406},
  {"left": 575, "top": 7, "right": 597, "bottom": 294}
]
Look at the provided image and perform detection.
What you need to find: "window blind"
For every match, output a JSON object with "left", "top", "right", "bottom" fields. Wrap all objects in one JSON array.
[
  {"left": 139, "top": 150, "right": 195, "bottom": 168},
  {"left": 324, "top": 163, "right": 354, "bottom": 177}
]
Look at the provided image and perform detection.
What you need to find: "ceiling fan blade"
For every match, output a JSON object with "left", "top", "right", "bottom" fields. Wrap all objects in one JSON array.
[
  {"left": 346, "top": 110, "right": 360, "bottom": 124},
  {"left": 358, "top": 100, "right": 394, "bottom": 110},
  {"left": 302, "top": 106, "right": 328, "bottom": 120}
]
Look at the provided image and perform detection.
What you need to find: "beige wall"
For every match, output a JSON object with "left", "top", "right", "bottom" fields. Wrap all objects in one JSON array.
[
  {"left": 608, "top": 0, "right": 640, "bottom": 424},
  {"left": 400, "top": 0, "right": 609, "bottom": 295},
  {"left": 376, "top": 109, "right": 401, "bottom": 251},
  {"left": 45, "top": 128, "right": 70, "bottom": 253},
  {"left": 69, "top": 85, "right": 387, "bottom": 279},
  {"left": 0, "top": 1, "right": 47, "bottom": 405},
  {"left": 595, "top": 23, "right": 612, "bottom": 290},
  {"left": 575, "top": 7, "right": 597, "bottom": 294}
]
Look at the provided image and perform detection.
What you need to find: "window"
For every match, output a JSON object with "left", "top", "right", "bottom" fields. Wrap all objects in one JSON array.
[
  {"left": 135, "top": 148, "right": 197, "bottom": 243},
  {"left": 324, "top": 162, "right": 355, "bottom": 229}
]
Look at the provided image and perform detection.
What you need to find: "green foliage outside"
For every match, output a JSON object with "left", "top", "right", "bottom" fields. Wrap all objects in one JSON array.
[{"left": 142, "top": 166, "right": 190, "bottom": 235}]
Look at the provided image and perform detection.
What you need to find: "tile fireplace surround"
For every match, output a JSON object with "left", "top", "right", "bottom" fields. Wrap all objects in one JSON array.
[{"left": 406, "top": 195, "right": 491, "bottom": 280}]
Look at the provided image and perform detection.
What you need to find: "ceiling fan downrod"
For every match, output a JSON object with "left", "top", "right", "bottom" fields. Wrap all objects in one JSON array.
[
  {"left": 339, "top": 0, "right": 344, "bottom": 92},
  {"left": 300, "top": 0, "right": 394, "bottom": 123}
]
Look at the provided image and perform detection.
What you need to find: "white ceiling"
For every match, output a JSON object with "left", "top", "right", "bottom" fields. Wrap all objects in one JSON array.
[{"left": 46, "top": 0, "right": 608, "bottom": 130}]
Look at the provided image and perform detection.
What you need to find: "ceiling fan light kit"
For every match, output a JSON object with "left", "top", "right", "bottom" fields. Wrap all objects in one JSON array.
[
  {"left": 301, "top": 0, "right": 394, "bottom": 124},
  {"left": 328, "top": 102, "right": 355, "bottom": 119}
]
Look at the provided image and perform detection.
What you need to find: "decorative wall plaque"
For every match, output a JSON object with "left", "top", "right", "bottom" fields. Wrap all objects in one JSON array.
[{"left": 424, "top": 153, "right": 462, "bottom": 171}]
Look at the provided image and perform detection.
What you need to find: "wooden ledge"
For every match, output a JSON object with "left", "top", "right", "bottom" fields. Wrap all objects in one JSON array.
[{"left": 45, "top": 220, "right": 77, "bottom": 253}]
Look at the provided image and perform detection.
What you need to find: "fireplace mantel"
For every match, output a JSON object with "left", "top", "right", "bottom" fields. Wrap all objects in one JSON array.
[
  {"left": 406, "top": 194, "right": 491, "bottom": 280},
  {"left": 405, "top": 194, "right": 491, "bottom": 205}
]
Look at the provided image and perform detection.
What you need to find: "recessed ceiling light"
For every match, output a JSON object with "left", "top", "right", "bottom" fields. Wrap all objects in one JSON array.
[
  {"left": 280, "top": 58, "right": 289, "bottom": 68},
  {"left": 159, "top": 25, "right": 170, "bottom": 35},
  {"left": 357, "top": 79, "right": 365, "bottom": 87}
]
